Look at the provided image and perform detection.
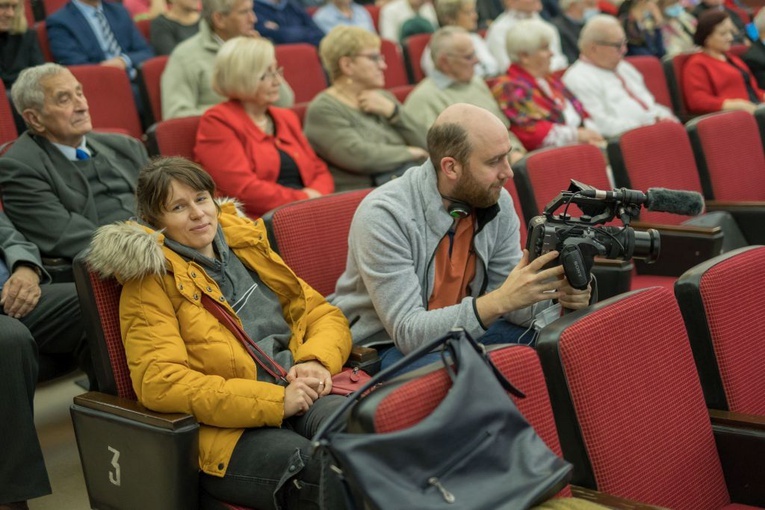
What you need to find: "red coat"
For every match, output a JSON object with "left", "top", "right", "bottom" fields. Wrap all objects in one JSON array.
[
  {"left": 194, "top": 100, "right": 334, "bottom": 217},
  {"left": 682, "top": 52, "right": 765, "bottom": 114}
]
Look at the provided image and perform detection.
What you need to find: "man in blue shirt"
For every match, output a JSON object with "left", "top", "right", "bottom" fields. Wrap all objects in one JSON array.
[{"left": 254, "top": 0, "right": 325, "bottom": 46}]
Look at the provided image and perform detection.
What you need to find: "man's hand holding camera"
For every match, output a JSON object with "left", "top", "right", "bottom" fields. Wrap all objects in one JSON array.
[{"left": 476, "top": 249, "right": 591, "bottom": 325}]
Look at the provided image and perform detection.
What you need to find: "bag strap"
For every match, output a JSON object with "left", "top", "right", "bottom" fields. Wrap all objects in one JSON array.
[
  {"left": 312, "top": 328, "right": 523, "bottom": 443},
  {"left": 200, "top": 293, "right": 289, "bottom": 384}
]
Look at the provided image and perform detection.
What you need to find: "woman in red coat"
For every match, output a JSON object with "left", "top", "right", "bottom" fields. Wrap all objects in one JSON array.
[
  {"left": 682, "top": 10, "right": 765, "bottom": 114},
  {"left": 194, "top": 37, "right": 334, "bottom": 218}
]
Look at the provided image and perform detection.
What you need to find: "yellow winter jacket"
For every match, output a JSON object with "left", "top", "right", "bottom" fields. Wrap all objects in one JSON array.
[{"left": 87, "top": 202, "right": 352, "bottom": 476}]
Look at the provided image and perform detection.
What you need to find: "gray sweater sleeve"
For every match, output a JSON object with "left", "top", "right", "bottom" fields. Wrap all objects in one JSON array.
[
  {"left": 305, "top": 92, "right": 427, "bottom": 175},
  {"left": 348, "top": 197, "right": 487, "bottom": 355}
]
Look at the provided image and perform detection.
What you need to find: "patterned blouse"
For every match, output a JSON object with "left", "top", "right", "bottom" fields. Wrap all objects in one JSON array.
[{"left": 492, "top": 63, "right": 590, "bottom": 151}]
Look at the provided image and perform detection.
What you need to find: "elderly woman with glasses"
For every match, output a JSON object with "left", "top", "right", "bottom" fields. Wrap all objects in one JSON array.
[
  {"left": 304, "top": 25, "right": 428, "bottom": 191},
  {"left": 492, "top": 18, "right": 603, "bottom": 151},
  {"left": 0, "top": 0, "right": 44, "bottom": 89},
  {"left": 194, "top": 36, "right": 334, "bottom": 218}
]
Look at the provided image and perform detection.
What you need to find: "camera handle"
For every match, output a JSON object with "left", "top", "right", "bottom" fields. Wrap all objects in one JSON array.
[{"left": 559, "top": 243, "right": 602, "bottom": 291}]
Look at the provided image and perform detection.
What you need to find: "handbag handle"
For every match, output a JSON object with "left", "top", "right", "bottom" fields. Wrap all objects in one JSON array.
[
  {"left": 201, "top": 293, "right": 289, "bottom": 384},
  {"left": 312, "top": 328, "right": 523, "bottom": 443}
]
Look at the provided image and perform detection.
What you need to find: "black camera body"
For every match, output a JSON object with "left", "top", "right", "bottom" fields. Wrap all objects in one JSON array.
[{"left": 526, "top": 180, "right": 661, "bottom": 290}]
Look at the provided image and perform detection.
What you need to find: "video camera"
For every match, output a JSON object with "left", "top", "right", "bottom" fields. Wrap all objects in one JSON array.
[{"left": 526, "top": 180, "right": 705, "bottom": 290}]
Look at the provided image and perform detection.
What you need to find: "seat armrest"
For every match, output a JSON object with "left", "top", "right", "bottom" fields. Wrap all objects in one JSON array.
[
  {"left": 41, "top": 256, "right": 73, "bottom": 283},
  {"left": 591, "top": 258, "right": 633, "bottom": 301},
  {"left": 73, "top": 391, "right": 197, "bottom": 431},
  {"left": 710, "top": 409, "right": 765, "bottom": 506},
  {"left": 346, "top": 346, "right": 381, "bottom": 375},
  {"left": 571, "top": 485, "right": 670, "bottom": 509},
  {"left": 630, "top": 221, "right": 723, "bottom": 276},
  {"left": 706, "top": 201, "right": 765, "bottom": 244},
  {"left": 71, "top": 391, "right": 200, "bottom": 510}
]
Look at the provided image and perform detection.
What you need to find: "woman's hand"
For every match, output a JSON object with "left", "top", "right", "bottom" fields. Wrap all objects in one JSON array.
[
  {"left": 357, "top": 90, "right": 396, "bottom": 118},
  {"left": 407, "top": 146, "right": 429, "bottom": 161},
  {"left": 283, "top": 377, "right": 322, "bottom": 417},
  {"left": 722, "top": 98, "right": 758, "bottom": 114},
  {"left": 288, "top": 360, "right": 332, "bottom": 396},
  {"left": 577, "top": 127, "right": 605, "bottom": 146},
  {"left": 303, "top": 187, "right": 322, "bottom": 199}
]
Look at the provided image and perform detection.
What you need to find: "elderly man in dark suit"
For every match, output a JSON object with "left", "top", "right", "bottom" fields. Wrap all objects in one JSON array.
[
  {"left": 45, "top": 0, "right": 154, "bottom": 80},
  {"left": 0, "top": 212, "right": 87, "bottom": 510},
  {"left": 0, "top": 63, "right": 148, "bottom": 272}
]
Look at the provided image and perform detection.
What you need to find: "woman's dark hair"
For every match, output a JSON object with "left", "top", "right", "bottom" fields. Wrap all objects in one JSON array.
[
  {"left": 694, "top": 10, "right": 729, "bottom": 47},
  {"left": 136, "top": 156, "right": 220, "bottom": 227}
]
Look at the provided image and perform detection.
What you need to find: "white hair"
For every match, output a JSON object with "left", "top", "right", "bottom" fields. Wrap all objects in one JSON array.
[{"left": 505, "top": 18, "right": 556, "bottom": 62}]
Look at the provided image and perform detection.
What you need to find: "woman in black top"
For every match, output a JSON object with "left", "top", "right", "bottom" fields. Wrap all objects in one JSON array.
[
  {"left": 0, "top": 0, "right": 44, "bottom": 89},
  {"left": 149, "top": 0, "right": 200, "bottom": 55}
]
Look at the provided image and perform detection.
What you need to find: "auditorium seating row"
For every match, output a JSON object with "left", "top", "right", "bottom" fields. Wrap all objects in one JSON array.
[{"left": 69, "top": 177, "right": 765, "bottom": 508}]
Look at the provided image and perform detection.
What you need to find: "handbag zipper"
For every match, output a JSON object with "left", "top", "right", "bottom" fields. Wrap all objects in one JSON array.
[
  {"left": 427, "top": 477, "right": 455, "bottom": 503},
  {"left": 423, "top": 429, "right": 492, "bottom": 503}
]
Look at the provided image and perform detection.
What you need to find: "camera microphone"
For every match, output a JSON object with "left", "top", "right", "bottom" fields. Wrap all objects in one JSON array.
[
  {"left": 579, "top": 187, "right": 704, "bottom": 216},
  {"left": 645, "top": 188, "right": 704, "bottom": 216}
]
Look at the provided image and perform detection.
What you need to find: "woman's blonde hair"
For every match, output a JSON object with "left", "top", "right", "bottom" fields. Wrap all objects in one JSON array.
[
  {"left": 319, "top": 25, "right": 380, "bottom": 83},
  {"left": 212, "top": 36, "right": 275, "bottom": 100}
]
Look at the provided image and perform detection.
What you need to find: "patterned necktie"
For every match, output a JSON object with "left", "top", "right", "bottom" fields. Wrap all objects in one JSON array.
[
  {"left": 75, "top": 148, "right": 90, "bottom": 160},
  {"left": 94, "top": 10, "right": 122, "bottom": 58}
]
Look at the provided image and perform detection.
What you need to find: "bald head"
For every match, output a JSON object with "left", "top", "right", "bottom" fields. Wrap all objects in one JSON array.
[{"left": 428, "top": 103, "right": 508, "bottom": 170}]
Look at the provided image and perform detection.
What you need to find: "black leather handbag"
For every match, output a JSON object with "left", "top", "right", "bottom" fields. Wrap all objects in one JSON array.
[{"left": 312, "top": 329, "right": 572, "bottom": 510}]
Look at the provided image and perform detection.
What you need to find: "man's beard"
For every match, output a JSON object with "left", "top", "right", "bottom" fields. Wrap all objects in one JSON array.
[{"left": 452, "top": 165, "right": 502, "bottom": 209}]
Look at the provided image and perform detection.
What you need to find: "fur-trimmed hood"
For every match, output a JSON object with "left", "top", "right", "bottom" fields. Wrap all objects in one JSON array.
[{"left": 87, "top": 199, "right": 245, "bottom": 282}]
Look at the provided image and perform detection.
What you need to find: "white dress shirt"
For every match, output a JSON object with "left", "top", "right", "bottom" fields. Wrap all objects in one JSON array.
[{"left": 562, "top": 59, "right": 677, "bottom": 137}]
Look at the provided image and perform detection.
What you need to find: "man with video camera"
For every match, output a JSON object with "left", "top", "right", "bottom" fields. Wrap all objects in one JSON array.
[{"left": 331, "top": 103, "right": 591, "bottom": 370}]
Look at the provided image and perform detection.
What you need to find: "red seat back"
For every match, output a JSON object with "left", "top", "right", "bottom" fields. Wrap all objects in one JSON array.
[
  {"left": 23, "top": 0, "right": 34, "bottom": 25},
  {"left": 275, "top": 43, "right": 328, "bottom": 103},
  {"left": 69, "top": 65, "right": 143, "bottom": 139},
  {"left": 73, "top": 257, "right": 136, "bottom": 400},
  {"left": 380, "top": 39, "right": 409, "bottom": 88},
  {"left": 372, "top": 345, "right": 572, "bottom": 498},
  {"left": 512, "top": 144, "right": 612, "bottom": 226},
  {"left": 150, "top": 115, "right": 201, "bottom": 158},
  {"left": 675, "top": 246, "right": 765, "bottom": 416},
  {"left": 686, "top": 111, "right": 765, "bottom": 201},
  {"left": 34, "top": 21, "right": 53, "bottom": 62},
  {"left": 403, "top": 32, "right": 431, "bottom": 83},
  {"left": 138, "top": 55, "right": 169, "bottom": 124},
  {"left": 608, "top": 121, "right": 704, "bottom": 225},
  {"left": 263, "top": 189, "right": 373, "bottom": 296},
  {"left": 663, "top": 51, "right": 696, "bottom": 120},
  {"left": 625, "top": 55, "right": 672, "bottom": 109},
  {"left": 537, "top": 287, "right": 731, "bottom": 508},
  {"left": 42, "top": 0, "right": 67, "bottom": 16},
  {"left": 0, "top": 80, "right": 17, "bottom": 146},
  {"left": 364, "top": 4, "right": 380, "bottom": 33},
  {"left": 503, "top": 176, "right": 527, "bottom": 248},
  {"left": 135, "top": 17, "right": 151, "bottom": 44},
  {"left": 387, "top": 83, "right": 414, "bottom": 103}
]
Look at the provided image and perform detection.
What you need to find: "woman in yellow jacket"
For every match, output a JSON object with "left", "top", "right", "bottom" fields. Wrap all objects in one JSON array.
[{"left": 87, "top": 157, "right": 352, "bottom": 509}]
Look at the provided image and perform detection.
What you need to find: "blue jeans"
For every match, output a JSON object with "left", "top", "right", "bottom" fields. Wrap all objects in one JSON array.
[{"left": 377, "top": 320, "right": 534, "bottom": 376}]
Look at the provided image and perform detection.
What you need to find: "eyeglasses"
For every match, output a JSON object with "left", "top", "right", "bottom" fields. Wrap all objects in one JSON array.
[
  {"left": 0, "top": 2, "right": 19, "bottom": 10},
  {"left": 595, "top": 39, "right": 627, "bottom": 49},
  {"left": 447, "top": 51, "right": 478, "bottom": 61},
  {"left": 260, "top": 66, "right": 284, "bottom": 81},
  {"left": 354, "top": 53, "right": 386, "bottom": 64}
]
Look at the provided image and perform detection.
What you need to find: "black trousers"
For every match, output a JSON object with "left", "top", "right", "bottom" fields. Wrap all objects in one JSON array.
[
  {"left": 200, "top": 395, "right": 349, "bottom": 510},
  {"left": 0, "top": 282, "right": 86, "bottom": 503}
]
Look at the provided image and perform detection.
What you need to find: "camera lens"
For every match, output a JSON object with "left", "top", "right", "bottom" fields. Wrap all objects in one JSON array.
[{"left": 633, "top": 228, "right": 660, "bottom": 263}]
